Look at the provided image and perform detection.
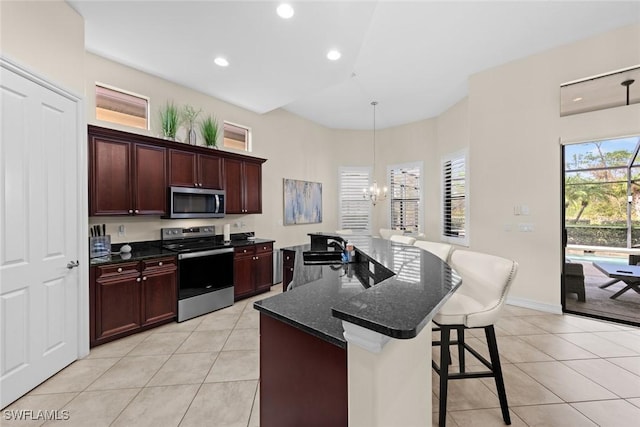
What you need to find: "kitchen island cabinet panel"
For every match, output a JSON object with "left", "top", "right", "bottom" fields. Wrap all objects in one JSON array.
[
  {"left": 233, "top": 250, "right": 255, "bottom": 300},
  {"left": 260, "top": 314, "right": 347, "bottom": 427}
]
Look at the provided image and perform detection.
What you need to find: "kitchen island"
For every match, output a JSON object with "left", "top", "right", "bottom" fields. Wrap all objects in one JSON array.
[{"left": 254, "top": 233, "right": 462, "bottom": 427}]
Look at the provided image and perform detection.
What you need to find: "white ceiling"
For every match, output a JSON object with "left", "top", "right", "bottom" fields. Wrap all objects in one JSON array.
[{"left": 68, "top": 1, "right": 640, "bottom": 130}]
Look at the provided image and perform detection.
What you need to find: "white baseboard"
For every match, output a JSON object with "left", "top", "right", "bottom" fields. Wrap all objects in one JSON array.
[{"left": 506, "top": 296, "right": 563, "bottom": 314}]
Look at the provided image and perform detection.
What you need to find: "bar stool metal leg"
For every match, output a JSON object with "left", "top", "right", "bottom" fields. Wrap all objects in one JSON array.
[
  {"left": 439, "top": 326, "right": 450, "bottom": 427},
  {"left": 485, "top": 325, "right": 511, "bottom": 425}
]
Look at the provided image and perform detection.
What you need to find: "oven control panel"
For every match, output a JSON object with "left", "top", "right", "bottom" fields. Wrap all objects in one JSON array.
[{"left": 162, "top": 226, "right": 216, "bottom": 241}]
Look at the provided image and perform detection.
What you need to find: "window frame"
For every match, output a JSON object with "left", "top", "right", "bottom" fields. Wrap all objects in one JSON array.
[
  {"left": 223, "top": 121, "right": 252, "bottom": 152},
  {"left": 441, "top": 149, "right": 469, "bottom": 246},
  {"left": 387, "top": 161, "right": 424, "bottom": 234},
  {"left": 338, "top": 166, "right": 373, "bottom": 234},
  {"left": 95, "top": 82, "right": 149, "bottom": 130}
]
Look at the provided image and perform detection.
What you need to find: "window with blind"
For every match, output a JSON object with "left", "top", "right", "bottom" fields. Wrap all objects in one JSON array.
[
  {"left": 442, "top": 151, "right": 469, "bottom": 245},
  {"left": 223, "top": 122, "right": 251, "bottom": 151},
  {"left": 339, "top": 167, "right": 372, "bottom": 233},
  {"left": 388, "top": 162, "right": 422, "bottom": 232},
  {"left": 95, "top": 84, "right": 148, "bottom": 130}
]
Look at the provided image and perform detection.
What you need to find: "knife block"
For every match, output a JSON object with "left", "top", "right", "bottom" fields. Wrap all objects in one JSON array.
[{"left": 90, "top": 235, "right": 111, "bottom": 258}]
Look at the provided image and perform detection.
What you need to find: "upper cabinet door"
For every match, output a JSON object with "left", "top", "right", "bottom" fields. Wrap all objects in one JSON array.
[
  {"left": 133, "top": 143, "right": 166, "bottom": 215},
  {"left": 244, "top": 161, "right": 262, "bottom": 214},
  {"left": 198, "top": 153, "right": 223, "bottom": 189},
  {"left": 224, "top": 158, "right": 243, "bottom": 214},
  {"left": 91, "top": 137, "right": 132, "bottom": 215},
  {"left": 168, "top": 149, "right": 197, "bottom": 188}
]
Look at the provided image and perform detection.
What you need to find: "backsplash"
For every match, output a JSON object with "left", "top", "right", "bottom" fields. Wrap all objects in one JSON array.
[{"left": 89, "top": 215, "right": 256, "bottom": 244}]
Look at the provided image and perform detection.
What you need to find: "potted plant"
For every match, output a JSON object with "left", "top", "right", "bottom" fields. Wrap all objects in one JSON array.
[
  {"left": 200, "top": 115, "right": 219, "bottom": 148},
  {"left": 160, "top": 101, "right": 180, "bottom": 140},
  {"left": 182, "top": 104, "right": 202, "bottom": 145}
]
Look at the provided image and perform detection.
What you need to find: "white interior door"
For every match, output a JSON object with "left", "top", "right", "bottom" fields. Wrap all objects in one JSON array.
[{"left": 0, "top": 61, "right": 83, "bottom": 408}]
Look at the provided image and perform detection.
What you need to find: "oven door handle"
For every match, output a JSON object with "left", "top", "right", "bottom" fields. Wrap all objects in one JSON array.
[{"left": 178, "top": 247, "right": 234, "bottom": 260}]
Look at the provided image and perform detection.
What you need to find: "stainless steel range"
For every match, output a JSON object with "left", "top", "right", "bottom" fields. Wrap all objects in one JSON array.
[{"left": 162, "top": 226, "right": 234, "bottom": 322}]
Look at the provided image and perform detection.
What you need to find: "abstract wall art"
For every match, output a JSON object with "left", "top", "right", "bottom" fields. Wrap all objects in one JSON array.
[{"left": 283, "top": 178, "right": 322, "bottom": 225}]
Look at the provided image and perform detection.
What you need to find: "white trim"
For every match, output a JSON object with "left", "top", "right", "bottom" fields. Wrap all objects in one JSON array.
[
  {"left": 441, "top": 149, "right": 469, "bottom": 247},
  {"left": 342, "top": 321, "right": 391, "bottom": 353},
  {"left": 506, "top": 296, "right": 563, "bottom": 315},
  {"left": 223, "top": 120, "right": 252, "bottom": 153},
  {"left": 560, "top": 64, "right": 640, "bottom": 87},
  {"left": 1, "top": 55, "right": 89, "bottom": 358},
  {"left": 560, "top": 133, "right": 640, "bottom": 146},
  {"left": 567, "top": 244, "right": 640, "bottom": 255},
  {"left": 95, "top": 81, "right": 150, "bottom": 130}
]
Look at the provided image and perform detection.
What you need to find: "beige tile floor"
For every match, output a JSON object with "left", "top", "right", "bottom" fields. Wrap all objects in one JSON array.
[{"left": 4, "top": 286, "right": 640, "bottom": 426}]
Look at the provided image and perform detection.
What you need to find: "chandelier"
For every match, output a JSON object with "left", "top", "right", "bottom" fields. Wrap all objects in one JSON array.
[{"left": 363, "top": 101, "right": 387, "bottom": 205}]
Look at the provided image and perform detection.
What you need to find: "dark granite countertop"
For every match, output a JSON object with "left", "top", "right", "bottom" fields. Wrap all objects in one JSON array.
[
  {"left": 90, "top": 236, "right": 275, "bottom": 266},
  {"left": 254, "top": 234, "right": 462, "bottom": 349}
]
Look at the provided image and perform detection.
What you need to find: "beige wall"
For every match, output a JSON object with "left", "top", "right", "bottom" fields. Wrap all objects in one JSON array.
[
  {"left": 0, "top": 0, "right": 84, "bottom": 95},
  {"left": 467, "top": 24, "right": 640, "bottom": 308},
  {"left": 85, "top": 53, "right": 341, "bottom": 248},
  {"left": 5, "top": 1, "right": 640, "bottom": 310}
]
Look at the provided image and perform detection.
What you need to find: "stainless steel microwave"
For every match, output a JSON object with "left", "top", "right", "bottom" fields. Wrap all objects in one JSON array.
[{"left": 166, "top": 187, "right": 225, "bottom": 219}]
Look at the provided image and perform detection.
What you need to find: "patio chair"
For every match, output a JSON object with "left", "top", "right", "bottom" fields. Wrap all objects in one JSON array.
[{"left": 564, "top": 260, "right": 586, "bottom": 302}]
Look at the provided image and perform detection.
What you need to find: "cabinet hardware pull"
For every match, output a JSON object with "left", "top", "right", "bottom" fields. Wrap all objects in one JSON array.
[
  {"left": 137, "top": 277, "right": 141, "bottom": 282},
  {"left": 117, "top": 267, "right": 123, "bottom": 273},
  {"left": 134, "top": 209, "right": 139, "bottom": 214},
  {"left": 142, "top": 276, "right": 147, "bottom": 281},
  {"left": 128, "top": 209, "right": 133, "bottom": 214},
  {"left": 159, "top": 262, "right": 163, "bottom": 266}
]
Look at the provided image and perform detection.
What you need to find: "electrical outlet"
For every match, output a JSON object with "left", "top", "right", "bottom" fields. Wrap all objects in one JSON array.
[{"left": 118, "top": 224, "right": 126, "bottom": 237}]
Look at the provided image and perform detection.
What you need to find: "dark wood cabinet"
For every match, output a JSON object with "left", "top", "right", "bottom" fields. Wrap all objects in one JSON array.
[
  {"left": 282, "top": 249, "right": 295, "bottom": 292},
  {"left": 168, "top": 149, "right": 223, "bottom": 189},
  {"left": 89, "top": 129, "right": 166, "bottom": 216},
  {"left": 89, "top": 125, "right": 265, "bottom": 217},
  {"left": 234, "top": 243, "right": 273, "bottom": 300},
  {"left": 90, "top": 256, "right": 177, "bottom": 347},
  {"left": 224, "top": 158, "right": 263, "bottom": 214},
  {"left": 141, "top": 258, "right": 177, "bottom": 325}
]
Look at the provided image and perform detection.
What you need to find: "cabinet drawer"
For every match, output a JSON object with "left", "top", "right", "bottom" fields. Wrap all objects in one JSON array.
[
  {"left": 96, "top": 262, "right": 139, "bottom": 279},
  {"left": 256, "top": 242, "right": 273, "bottom": 254},
  {"left": 142, "top": 256, "right": 177, "bottom": 273},
  {"left": 235, "top": 245, "right": 256, "bottom": 256}
]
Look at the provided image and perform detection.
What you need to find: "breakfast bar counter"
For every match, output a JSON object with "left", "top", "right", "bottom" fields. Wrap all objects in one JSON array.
[{"left": 253, "top": 233, "right": 461, "bottom": 427}]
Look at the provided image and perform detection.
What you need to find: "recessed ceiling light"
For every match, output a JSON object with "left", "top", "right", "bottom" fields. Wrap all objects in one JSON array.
[
  {"left": 327, "top": 50, "right": 341, "bottom": 61},
  {"left": 214, "top": 57, "right": 229, "bottom": 67},
  {"left": 277, "top": 4, "right": 294, "bottom": 19},
  {"left": 572, "top": 97, "right": 583, "bottom": 102}
]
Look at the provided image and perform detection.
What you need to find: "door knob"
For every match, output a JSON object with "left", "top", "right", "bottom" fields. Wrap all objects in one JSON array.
[{"left": 66, "top": 260, "right": 79, "bottom": 269}]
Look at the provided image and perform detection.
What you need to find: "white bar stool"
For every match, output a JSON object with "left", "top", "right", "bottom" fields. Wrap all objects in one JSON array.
[{"left": 432, "top": 250, "right": 518, "bottom": 427}]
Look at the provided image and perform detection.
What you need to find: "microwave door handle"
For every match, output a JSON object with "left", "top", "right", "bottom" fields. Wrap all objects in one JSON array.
[{"left": 215, "top": 194, "right": 220, "bottom": 213}]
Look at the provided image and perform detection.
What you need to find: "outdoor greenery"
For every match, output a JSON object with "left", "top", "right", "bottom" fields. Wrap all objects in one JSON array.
[{"left": 565, "top": 139, "right": 640, "bottom": 247}]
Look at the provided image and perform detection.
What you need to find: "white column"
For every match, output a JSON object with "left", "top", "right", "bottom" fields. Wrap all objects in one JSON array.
[{"left": 343, "top": 321, "right": 432, "bottom": 427}]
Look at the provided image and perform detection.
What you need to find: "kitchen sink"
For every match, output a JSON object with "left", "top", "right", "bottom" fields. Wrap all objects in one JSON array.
[{"left": 303, "top": 250, "right": 343, "bottom": 265}]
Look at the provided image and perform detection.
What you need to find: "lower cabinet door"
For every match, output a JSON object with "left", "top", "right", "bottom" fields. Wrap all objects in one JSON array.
[
  {"left": 234, "top": 254, "right": 254, "bottom": 299},
  {"left": 95, "top": 275, "right": 141, "bottom": 340},
  {"left": 255, "top": 252, "right": 273, "bottom": 292},
  {"left": 142, "top": 269, "right": 177, "bottom": 325}
]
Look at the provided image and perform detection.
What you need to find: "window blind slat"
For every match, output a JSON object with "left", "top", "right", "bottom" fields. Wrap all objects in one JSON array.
[
  {"left": 443, "top": 155, "right": 467, "bottom": 241},
  {"left": 339, "top": 167, "right": 371, "bottom": 232}
]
